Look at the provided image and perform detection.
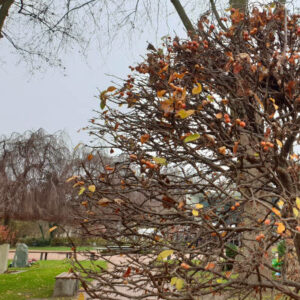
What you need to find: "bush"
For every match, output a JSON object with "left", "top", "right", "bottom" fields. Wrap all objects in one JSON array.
[
  {"left": 225, "top": 243, "right": 238, "bottom": 259},
  {"left": 277, "top": 240, "right": 286, "bottom": 258},
  {"left": 50, "top": 236, "right": 107, "bottom": 247},
  {"left": 224, "top": 243, "right": 238, "bottom": 271},
  {"left": 18, "top": 237, "right": 50, "bottom": 247}
]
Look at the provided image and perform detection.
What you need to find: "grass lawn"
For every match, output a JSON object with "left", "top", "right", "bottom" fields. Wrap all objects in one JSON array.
[{"left": 0, "top": 260, "right": 107, "bottom": 300}]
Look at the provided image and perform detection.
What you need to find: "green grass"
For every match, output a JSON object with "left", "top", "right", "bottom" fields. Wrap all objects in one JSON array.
[{"left": 0, "top": 260, "right": 106, "bottom": 300}]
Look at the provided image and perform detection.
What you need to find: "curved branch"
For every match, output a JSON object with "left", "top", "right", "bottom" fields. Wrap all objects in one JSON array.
[{"left": 209, "top": 0, "right": 227, "bottom": 31}]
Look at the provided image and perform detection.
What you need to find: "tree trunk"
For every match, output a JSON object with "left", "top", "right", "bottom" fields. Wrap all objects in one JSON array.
[
  {"left": 3, "top": 214, "right": 10, "bottom": 226},
  {"left": 0, "top": 0, "right": 14, "bottom": 38},
  {"left": 170, "top": 0, "right": 195, "bottom": 35}
]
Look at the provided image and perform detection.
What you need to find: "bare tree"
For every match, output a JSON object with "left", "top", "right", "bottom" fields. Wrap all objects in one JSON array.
[{"left": 0, "top": 129, "right": 75, "bottom": 225}]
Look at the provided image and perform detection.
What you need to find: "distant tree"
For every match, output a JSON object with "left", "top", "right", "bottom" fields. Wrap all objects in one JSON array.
[
  {"left": 0, "top": 129, "right": 74, "bottom": 225},
  {"left": 70, "top": 4, "right": 300, "bottom": 299}
]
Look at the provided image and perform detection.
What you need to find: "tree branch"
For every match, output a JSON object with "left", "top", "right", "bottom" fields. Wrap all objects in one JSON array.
[
  {"left": 209, "top": 0, "right": 227, "bottom": 31},
  {"left": 170, "top": 0, "right": 195, "bottom": 35}
]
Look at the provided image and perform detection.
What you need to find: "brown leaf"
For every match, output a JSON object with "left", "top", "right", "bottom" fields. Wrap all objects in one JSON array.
[
  {"left": 140, "top": 134, "right": 150, "bottom": 144},
  {"left": 233, "top": 141, "right": 239, "bottom": 155},
  {"left": 123, "top": 267, "right": 131, "bottom": 278}
]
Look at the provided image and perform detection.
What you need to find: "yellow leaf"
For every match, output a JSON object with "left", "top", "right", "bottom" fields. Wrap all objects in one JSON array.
[
  {"left": 88, "top": 185, "right": 96, "bottom": 193},
  {"left": 49, "top": 226, "right": 57, "bottom": 233},
  {"left": 153, "top": 157, "right": 167, "bottom": 165},
  {"left": 192, "top": 209, "right": 199, "bottom": 216},
  {"left": 293, "top": 207, "right": 299, "bottom": 217},
  {"left": 78, "top": 293, "right": 85, "bottom": 300},
  {"left": 195, "top": 203, "right": 203, "bottom": 209},
  {"left": 296, "top": 197, "right": 300, "bottom": 209},
  {"left": 184, "top": 133, "right": 200, "bottom": 143},
  {"left": 277, "top": 199, "right": 284, "bottom": 208},
  {"left": 175, "top": 278, "right": 185, "bottom": 290},
  {"left": 157, "top": 249, "right": 174, "bottom": 261},
  {"left": 176, "top": 109, "right": 195, "bottom": 119},
  {"left": 272, "top": 207, "right": 281, "bottom": 216},
  {"left": 277, "top": 222, "right": 285, "bottom": 234},
  {"left": 74, "top": 143, "right": 83, "bottom": 152},
  {"left": 192, "top": 83, "right": 202, "bottom": 95},
  {"left": 157, "top": 90, "right": 167, "bottom": 98},
  {"left": 78, "top": 187, "right": 86, "bottom": 195},
  {"left": 276, "top": 139, "right": 283, "bottom": 148},
  {"left": 215, "top": 112, "right": 223, "bottom": 119},
  {"left": 98, "top": 198, "right": 110, "bottom": 206},
  {"left": 66, "top": 176, "right": 78, "bottom": 183},
  {"left": 170, "top": 277, "right": 184, "bottom": 290}
]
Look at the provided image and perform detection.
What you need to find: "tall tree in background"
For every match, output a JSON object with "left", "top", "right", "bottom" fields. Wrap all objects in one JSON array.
[
  {"left": 70, "top": 3, "right": 300, "bottom": 299},
  {"left": 0, "top": 129, "right": 74, "bottom": 225}
]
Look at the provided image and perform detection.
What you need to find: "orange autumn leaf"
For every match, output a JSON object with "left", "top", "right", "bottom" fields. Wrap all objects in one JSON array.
[
  {"left": 105, "top": 165, "right": 114, "bottom": 171},
  {"left": 277, "top": 223, "right": 285, "bottom": 234},
  {"left": 161, "top": 99, "right": 174, "bottom": 113},
  {"left": 225, "top": 271, "right": 232, "bottom": 278},
  {"left": 272, "top": 207, "right": 281, "bottom": 216},
  {"left": 215, "top": 112, "right": 223, "bottom": 119},
  {"left": 49, "top": 226, "right": 57, "bottom": 233},
  {"left": 218, "top": 146, "right": 226, "bottom": 155},
  {"left": 178, "top": 201, "right": 185, "bottom": 209},
  {"left": 253, "top": 93, "right": 264, "bottom": 110},
  {"left": 233, "top": 141, "right": 239, "bottom": 155},
  {"left": 173, "top": 72, "right": 186, "bottom": 79},
  {"left": 157, "top": 90, "right": 167, "bottom": 98},
  {"left": 181, "top": 262, "right": 190, "bottom": 270},
  {"left": 140, "top": 134, "right": 150, "bottom": 144},
  {"left": 205, "top": 262, "right": 215, "bottom": 270},
  {"left": 87, "top": 154, "right": 93, "bottom": 161}
]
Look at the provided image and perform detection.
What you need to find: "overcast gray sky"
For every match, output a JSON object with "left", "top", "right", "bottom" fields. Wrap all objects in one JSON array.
[
  {"left": 0, "top": 0, "right": 298, "bottom": 146},
  {"left": 0, "top": 1, "right": 189, "bottom": 146}
]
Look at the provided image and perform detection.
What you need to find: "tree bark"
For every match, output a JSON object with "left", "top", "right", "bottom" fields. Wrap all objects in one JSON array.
[{"left": 0, "top": 0, "right": 14, "bottom": 38}]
